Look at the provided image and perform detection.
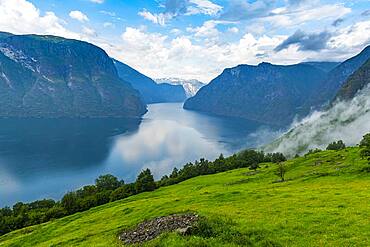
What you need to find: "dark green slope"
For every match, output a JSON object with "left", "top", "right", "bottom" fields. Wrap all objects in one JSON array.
[
  {"left": 0, "top": 32, "right": 146, "bottom": 118},
  {"left": 334, "top": 58, "right": 370, "bottom": 101}
]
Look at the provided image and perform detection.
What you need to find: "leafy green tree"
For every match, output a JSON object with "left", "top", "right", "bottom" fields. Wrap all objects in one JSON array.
[
  {"left": 12, "top": 202, "right": 27, "bottom": 216},
  {"left": 360, "top": 133, "right": 370, "bottom": 148},
  {"left": 239, "top": 150, "right": 265, "bottom": 168},
  {"left": 95, "top": 174, "right": 123, "bottom": 191},
  {"left": 275, "top": 162, "right": 287, "bottom": 182},
  {"left": 76, "top": 185, "right": 98, "bottom": 198},
  {"left": 360, "top": 133, "right": 370, "bottom": 162},
  {"left": 135, "top": 169, "right": 156, "bottom": 193},
  {"left": 326, "top": 140, "right": 346, "bottom": 151},
  {"left": 61, "top": 192, "right": 79, "bottom": 214},
  {"left": 0, "top": 207, "right": 12, "bottom": 217},
  {"left": 268, "top": 153, "right": 287, "bottom": 163},
  {"left": 170, "top": 168, "right": 179, "bottom": 179}
]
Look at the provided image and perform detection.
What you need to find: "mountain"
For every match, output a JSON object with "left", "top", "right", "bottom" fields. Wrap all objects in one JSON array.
[
  {"left": 155, "top": 78, "right": 205, "bottom": 97},
  {"left": 306, "top": 45, "right": 370, "bottom": 109},
  {"left": 184, "top": 62, "right": 328, "bottom": 126},
  {"left": 113, "top": 60, "right": 187, "bottom": 103},
  {"left": 300, "top": 61, "right": 341, "bottom": 73},
  {"left": 0, "top": 32, "right": 146, "bottom": 118},
  {"left": 334, "top": 58, "right": 370, "bottom": 101}
]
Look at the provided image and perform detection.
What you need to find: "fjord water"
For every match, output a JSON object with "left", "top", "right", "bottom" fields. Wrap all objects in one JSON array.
[{"left": 0, "top": 103, "right": 277, "bottom": 207}]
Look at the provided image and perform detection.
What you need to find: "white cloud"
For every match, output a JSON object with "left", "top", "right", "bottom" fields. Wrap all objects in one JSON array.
[
  {"left": 0, "top": 0, "right": 79, "bottom": 38},
  {"left": 90, "top": 0, "right": 104, "bottom": 3},
  {"left": 187, "top": 20, "right": 220, "bottom": 40},
  {"left": 331, "top": 20, "right": 370, "bottom": 49},
  {"left": 186, "top": 0, "right": 223, "bottom": 16},
  {"left": 111, "top": 26, "right": 287, "bottom": 81},
  {"left": 138, "top": 0, "right": 222, "bottom": 26},
  {"left": 265, "top": 86, "right": 370, "bottom": 157},
  {"left": 69, "top": 10, "right": 89, "bottom": 22},
  {"left": 138, "top": 10, "right": 172, "bottom": 26},
  {"left": 0, "top": 0, "right": 367, "bottom": 84},
  {"left": 228, "top": 27, "right": 239, "bottom": 33}
]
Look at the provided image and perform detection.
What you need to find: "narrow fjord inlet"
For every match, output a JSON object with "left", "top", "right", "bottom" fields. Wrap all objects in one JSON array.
[
  {"left": 0, "top": 103, "right": 276, "bottom": 207},
  {"left": 0, "top": 0, "right": 370, "bottom": 246}
]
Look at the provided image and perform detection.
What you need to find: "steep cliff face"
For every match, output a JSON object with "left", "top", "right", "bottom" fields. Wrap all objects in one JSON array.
[
  {"left": 334, "top": 58, "right": 370, "bottom": 101},
  {"left": 184, "top": 62, "right": 327, "bottom": 126},
  {"left": 113, "top": 60, "right": 187, "bottom": 103},
  {"left": 0, "top": 33, "right": 147, "bottom": 118}
]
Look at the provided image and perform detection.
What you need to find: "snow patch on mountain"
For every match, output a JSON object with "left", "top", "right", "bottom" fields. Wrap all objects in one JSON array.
[{"left": 155, "top": 78, "right": 205, "bottom": 97}]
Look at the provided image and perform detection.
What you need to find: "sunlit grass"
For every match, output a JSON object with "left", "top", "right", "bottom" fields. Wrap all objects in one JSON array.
[{"left": 1, "top": 147, "right": 369, "bottom": 246}]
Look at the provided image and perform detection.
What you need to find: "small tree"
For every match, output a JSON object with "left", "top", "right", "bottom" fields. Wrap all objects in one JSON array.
[
  {"left": 360, "top": 133, "right": 370, "bottom": 162},
  {"left": 360, "top": 133, "right": 370, "bottom": 148},
  {"left": 326, "top": 140, "right": 346, "bottom": 151},
  {"left": 275, "top": 162, "right": 287, "bottom": 182},
  {"left": 135, "top": 169, "right": 156, "bottom": 193}
]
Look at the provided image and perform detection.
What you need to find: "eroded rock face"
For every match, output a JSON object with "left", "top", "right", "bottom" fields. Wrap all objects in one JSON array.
[{"left": 119, "top": 214, "right": 199, "bottom": 245}]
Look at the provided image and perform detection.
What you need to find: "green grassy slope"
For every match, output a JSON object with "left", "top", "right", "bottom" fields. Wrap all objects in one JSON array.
[{"left": 1, "top": 147, "right": 370, "bottom": 247}]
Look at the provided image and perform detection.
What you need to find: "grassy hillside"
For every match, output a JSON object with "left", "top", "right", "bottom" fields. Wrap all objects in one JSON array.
[{"left": 1, "top": 147, "right": 370, "bottom": 246}]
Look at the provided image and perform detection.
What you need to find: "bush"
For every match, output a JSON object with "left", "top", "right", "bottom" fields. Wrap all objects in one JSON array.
[{"left": 110, "top": 186, "right": 132, "bottom": 202}]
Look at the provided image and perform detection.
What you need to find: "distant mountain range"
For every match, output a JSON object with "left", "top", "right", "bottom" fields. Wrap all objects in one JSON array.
[
  {"left": 113, "top": 60, "right": 187, "bottom": 104},
  {"left": 0, "top": 32, "right": 146, "bottom": 118},
  {"left": 155, "top": 78, "right": 205, "bottom": 97},
  {"left": 184, "top": 62, "right": 329, "bottom": 126},
  {"left": 184, "top": 46, "right": 370, "bottom": 126}
]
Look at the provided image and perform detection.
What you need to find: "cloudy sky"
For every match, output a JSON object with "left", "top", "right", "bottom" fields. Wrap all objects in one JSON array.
[{"left": 0, "top": 0, "right": 369, "bottom": 82}]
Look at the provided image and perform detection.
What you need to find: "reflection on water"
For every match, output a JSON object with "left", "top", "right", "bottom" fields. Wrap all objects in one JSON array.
[{"left": 0, "top": 103, "right": 278, "bottom": 206}]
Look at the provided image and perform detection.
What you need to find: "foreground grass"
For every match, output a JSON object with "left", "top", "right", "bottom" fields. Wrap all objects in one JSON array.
[{"left": 1, "top": 147, "right": 370, "bottom": 246}]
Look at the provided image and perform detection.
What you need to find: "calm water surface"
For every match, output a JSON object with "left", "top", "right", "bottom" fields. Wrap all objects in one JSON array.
[{"left": 0, "top": 103, "right": 278, "bottom": 206}]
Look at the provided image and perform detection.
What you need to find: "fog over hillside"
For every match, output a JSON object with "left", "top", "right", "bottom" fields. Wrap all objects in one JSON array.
[{"left": 264, "top": 86, "right": 370, "bottom": 157}]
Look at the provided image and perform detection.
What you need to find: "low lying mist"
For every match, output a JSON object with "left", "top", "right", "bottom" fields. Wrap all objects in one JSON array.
[{"left": 264, "top": 86, "right": 370, "bottom": 157}]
